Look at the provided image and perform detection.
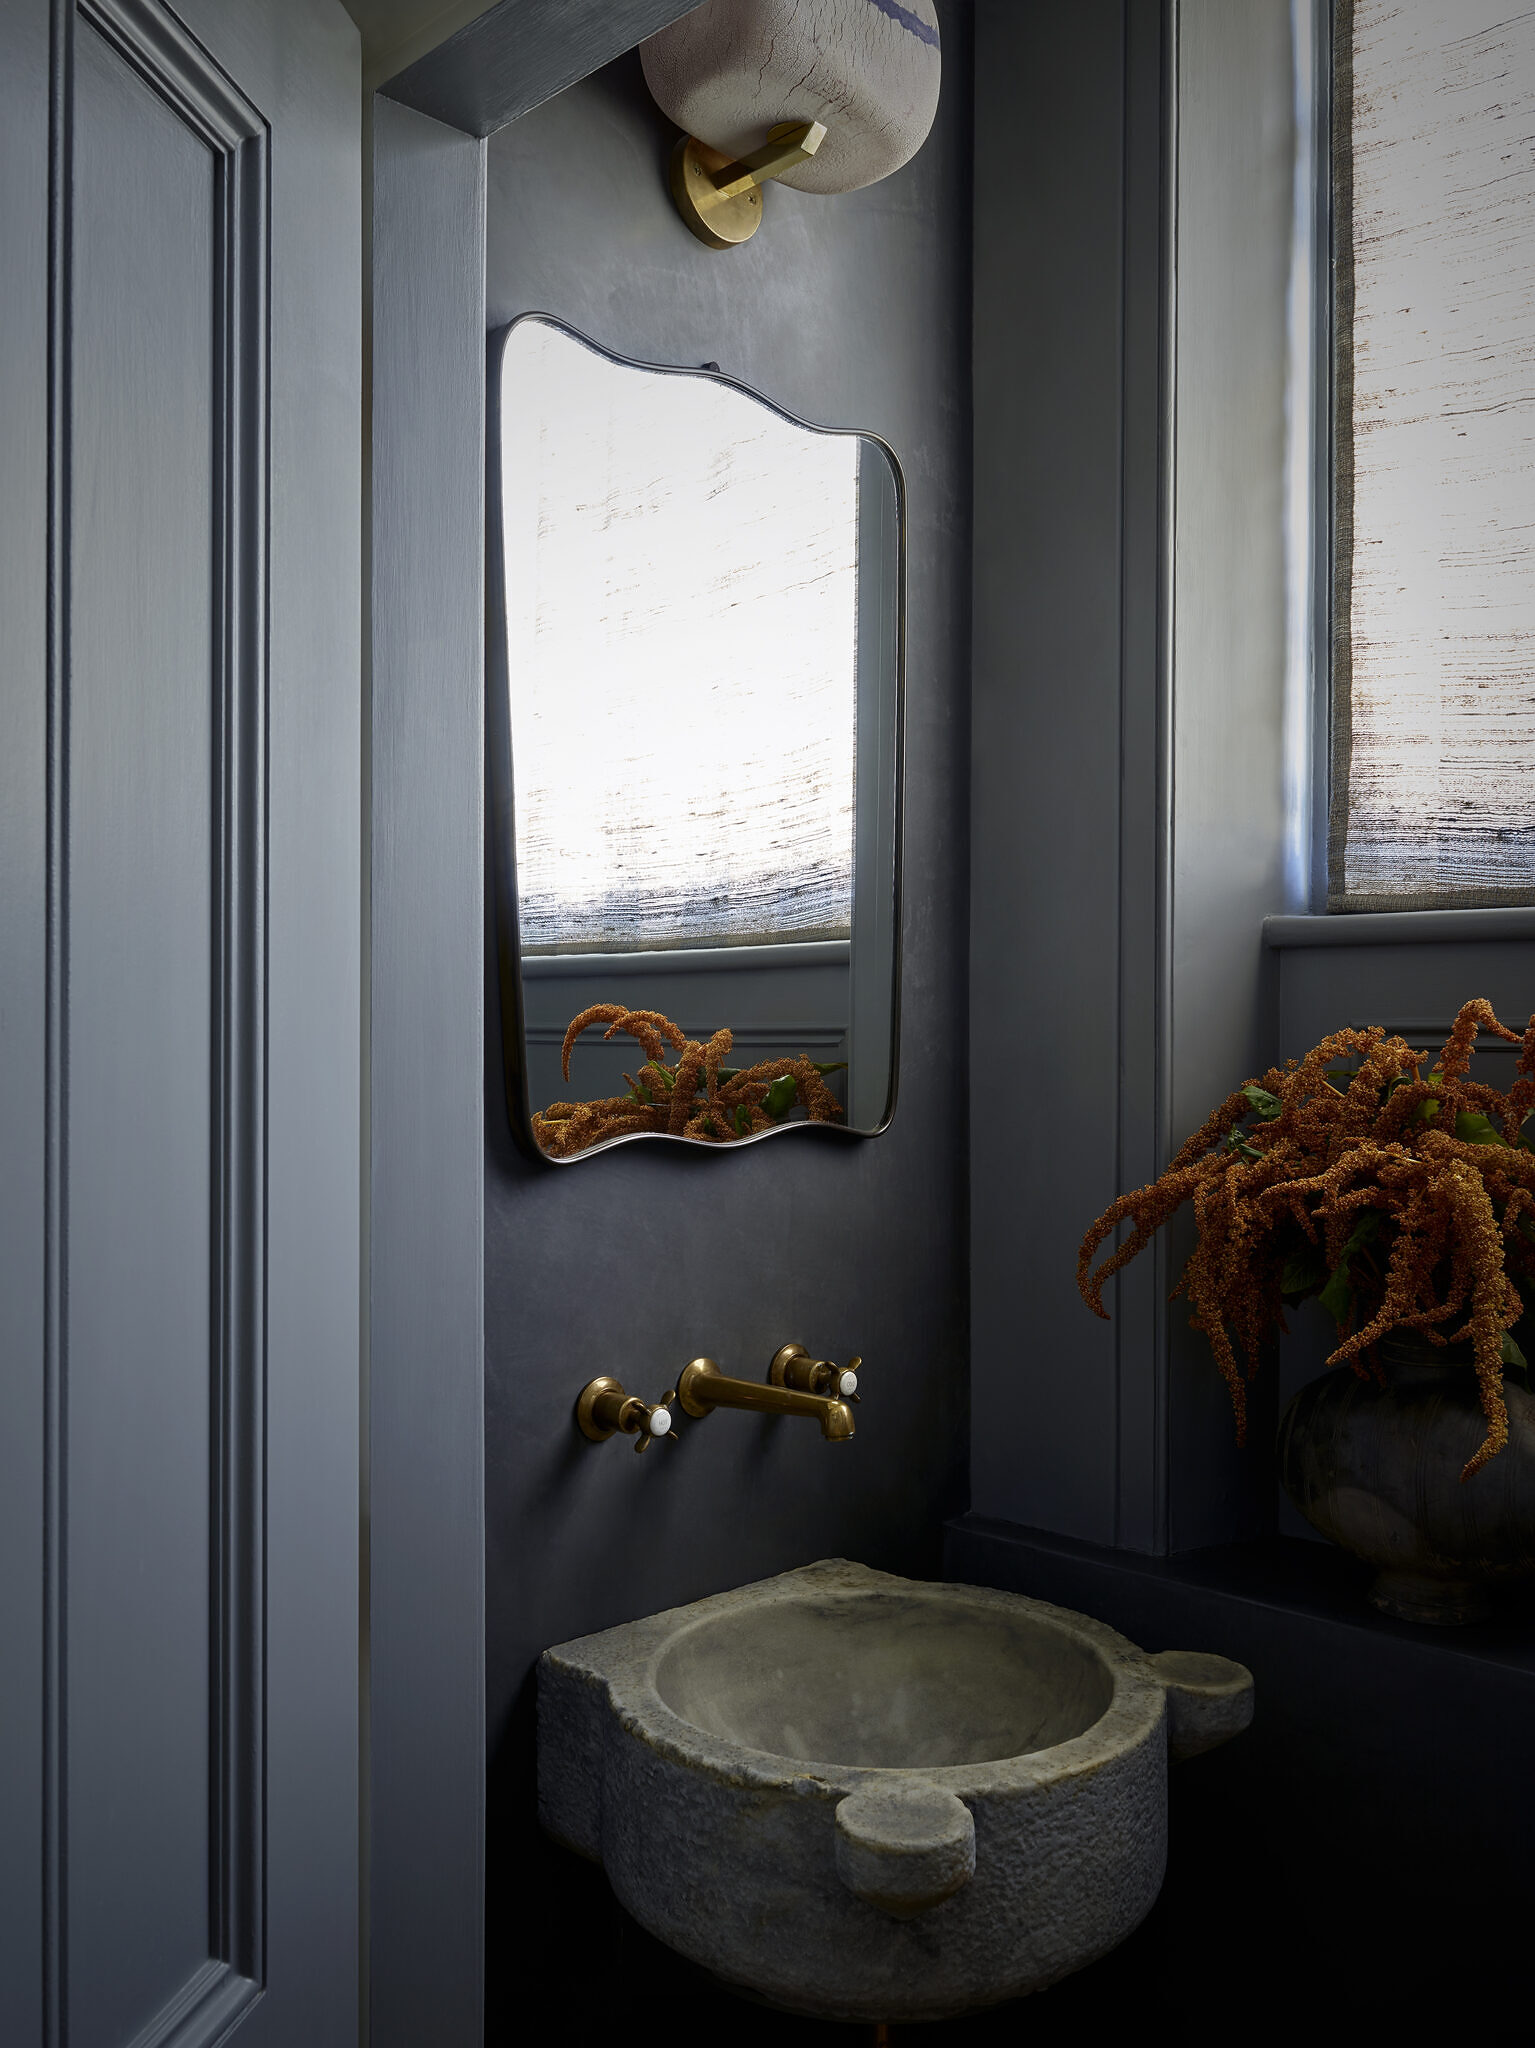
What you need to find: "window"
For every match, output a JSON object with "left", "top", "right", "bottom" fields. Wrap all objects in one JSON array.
[{"left": 1330, "top": 0, "right": 1535, "bottom": 909}]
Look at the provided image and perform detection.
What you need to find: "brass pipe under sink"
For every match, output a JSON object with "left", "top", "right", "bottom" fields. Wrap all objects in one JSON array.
[{"left": 677, "top": 1357, "right": 855, "bottom": 1442}]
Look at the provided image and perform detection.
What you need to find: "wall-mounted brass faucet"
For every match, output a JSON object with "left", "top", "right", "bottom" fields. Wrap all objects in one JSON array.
[
  {"left": 575, "top": 1343, "right": 862, "bottom": 1452},
  {"left": 678, "top": 1354, "right": 856, "bottom": 1442}
]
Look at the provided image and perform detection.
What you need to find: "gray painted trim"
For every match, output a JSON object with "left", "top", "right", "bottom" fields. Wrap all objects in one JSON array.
[
  {"left": 1309, "top": 0, "right": 1333, "bottom": 912},
  {"left": 970, "top": 0, "right": 1170, "bottom": 1553},
  {"left": 1264, "top": 909, "right": 1535, "bottom": 949},
  {"left": 368, "top": 99, "right": 486, "bottom": 2048},
  {"left": 522, "top": 940, "right": 851, "bottom": 979},
  {"left": 378, "top": 0, "right": 702, "bottom": 139},
  {"left": 523, "top": 1019, "right": 845, "bottom": 1047},
  {"left": 1115, "top": 0, "right": 1173, "bottom": 1555},
  {"left": 43, "top": 10, "right": 70, "bottom": 2037},
  {"left": 0, "top": 4, "right": 48, "bottom": 2033}
]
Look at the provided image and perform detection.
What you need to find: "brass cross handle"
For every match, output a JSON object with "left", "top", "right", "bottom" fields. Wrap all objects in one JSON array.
[
  {"left": 769, "top": 1344, "right": 863, "bottom": 1403},
  {"left": 576, "top": 1376, "right": 681, "bottom": 1453}
]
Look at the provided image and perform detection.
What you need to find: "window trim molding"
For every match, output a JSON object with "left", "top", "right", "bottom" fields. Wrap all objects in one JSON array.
[{"left": 1265, "top": 907, "right": 1535, "bottom": 949}]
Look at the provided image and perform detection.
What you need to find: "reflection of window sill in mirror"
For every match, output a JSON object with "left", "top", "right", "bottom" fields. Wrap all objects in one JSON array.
[
  {"left": 521, "top": 939, "right": 851, "bottom": 979},
  {"left": 1263, "top": 910, "right": 1535, "bottom": 950},
  {"left": 526, "top": 1021, "right": 845, "bottom": 1054}
]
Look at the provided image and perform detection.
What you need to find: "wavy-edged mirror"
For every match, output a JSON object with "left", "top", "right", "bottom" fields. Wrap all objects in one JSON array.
[{"left": 487, "top": 315, "right": 904, "bottom": 1163}]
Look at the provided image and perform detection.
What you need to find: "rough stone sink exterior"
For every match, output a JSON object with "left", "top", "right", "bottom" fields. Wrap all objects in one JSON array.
[{"left": 538, "top": 1560, "right": 1253, "bottom": 2023}]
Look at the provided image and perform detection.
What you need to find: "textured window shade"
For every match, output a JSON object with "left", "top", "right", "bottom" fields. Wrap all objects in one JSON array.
[
  {"left": 499, "top": 320, "right": 858, "bottom": 954},
  {"left": 1331, "top": 0, "right": 1535, "bottom": 909}
]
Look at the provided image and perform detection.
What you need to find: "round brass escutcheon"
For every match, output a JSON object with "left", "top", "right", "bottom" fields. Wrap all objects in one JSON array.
[
  {"left": 669, "top": 135, "right": 765, "bottom": 250},
  {"left": 576, "top": 1374, "right": 626, "bottom": 1441},
  {"left": 769, "top": 1343, "right": 813, "bottom": 1389},
  {"left": 677, "top": 1356, "right": 722, "bottom": 1419}
]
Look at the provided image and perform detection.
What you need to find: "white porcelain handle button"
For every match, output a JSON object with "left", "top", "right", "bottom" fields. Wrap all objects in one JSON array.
[
  {"left": 838, "top": 1371, "right": 858, "bottom": 1397},
  {"left": 648, "top": 1407, "right": 672, "bottom": 1437}
]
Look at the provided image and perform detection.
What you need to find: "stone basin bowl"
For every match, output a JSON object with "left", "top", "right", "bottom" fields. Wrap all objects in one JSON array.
[{"left": 538, "top": 1560, "right": 1253, "bottom": 2024}]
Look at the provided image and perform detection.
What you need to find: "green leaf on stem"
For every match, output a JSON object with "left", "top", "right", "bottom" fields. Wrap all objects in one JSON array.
[
  {"left": 1317, "top": 1210, "right": 1383, "bottom": 1327},
  {"left": 1280, "top": 1246, "right": 1329, "bottom": 1300},
  {"left": 764, "top": 1074, "right": 798, "bottom": 1121},
  {"left": 1455, "top": 1110, "right": 1507, "bottom": 1147}
]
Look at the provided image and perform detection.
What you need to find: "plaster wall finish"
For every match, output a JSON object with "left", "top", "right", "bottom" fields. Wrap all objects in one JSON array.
[{"left": 482, "top": 12, "right": 972, "bottom": 1853}]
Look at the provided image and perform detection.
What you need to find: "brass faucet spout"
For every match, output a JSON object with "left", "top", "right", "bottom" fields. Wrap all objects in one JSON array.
[{"left": 677, "top": 1358, "right": 855, "bottom": 1441}]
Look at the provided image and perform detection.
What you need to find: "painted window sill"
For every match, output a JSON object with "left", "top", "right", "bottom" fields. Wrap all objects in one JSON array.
[{"left": 1263, "top": 909, "right": 1535, "bottom": 950}]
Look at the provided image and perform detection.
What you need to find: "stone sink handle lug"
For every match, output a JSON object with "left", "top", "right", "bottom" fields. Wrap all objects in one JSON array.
[
  {"left": 833, "top": 1778, "right": 976, "bottom": 1920},
  {"left": 1148, "top": 1650, "right": 1254, "bottom": 1761}
]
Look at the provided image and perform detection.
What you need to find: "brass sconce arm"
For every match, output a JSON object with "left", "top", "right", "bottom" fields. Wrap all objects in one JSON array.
[
  {"left": 677, "top": 1356, "right": 854, "bottom": 1442},
  {"left": 708, "top": 120, "right": 828, "bottom": 201}
]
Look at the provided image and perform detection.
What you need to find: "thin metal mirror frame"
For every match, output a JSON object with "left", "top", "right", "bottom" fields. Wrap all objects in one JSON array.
[{"left": 486, "top": 312, "right": 906, "bottom": 1167}]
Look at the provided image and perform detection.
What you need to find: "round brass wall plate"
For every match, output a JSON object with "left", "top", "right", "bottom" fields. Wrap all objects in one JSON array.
[
  {"left": 677, "top": 1357, "right": 722, "bottom": 1419},
  {"left": 769, "top": 1343, "right": 811, "bottom": 1388},
  {"left": 577, "top": 1374, "right": 624, "bottom": 1441},
  {"left": 669, "top": 135, "right": 764, "bottom": 249}
]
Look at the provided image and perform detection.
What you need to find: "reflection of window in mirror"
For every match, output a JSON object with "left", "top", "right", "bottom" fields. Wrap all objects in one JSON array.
[
  {"left": 489, "top": 317, "right": 903, "bottom": 1161},
  {"left": 501, "top": 317, "right": 857, "bottom": 954},
  {"left": 1329, "top": 0, "right": 1535, "bottom": 910}
]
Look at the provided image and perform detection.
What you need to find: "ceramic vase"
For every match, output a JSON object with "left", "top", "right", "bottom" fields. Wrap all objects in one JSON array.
[{"left": 1278, "top": 1332, "right": 1535, "bottom": 1625}]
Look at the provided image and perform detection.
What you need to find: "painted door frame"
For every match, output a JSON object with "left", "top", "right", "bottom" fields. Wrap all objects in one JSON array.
[{"left": 365, "top": 7, "right": 700, "bottom": 2040}]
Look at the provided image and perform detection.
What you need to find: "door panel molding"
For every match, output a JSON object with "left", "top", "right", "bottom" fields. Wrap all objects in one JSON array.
[{"left": 46, "top": 2, "right": 270, "bottom": 2039}]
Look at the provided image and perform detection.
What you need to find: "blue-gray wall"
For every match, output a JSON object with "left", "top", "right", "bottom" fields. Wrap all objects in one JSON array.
[
  {"left": 969, "top": 0, "right": 1298, "bottom": 1557},
  {"left": 480, "top": 6, "right": 973, "bottom": 1875}
]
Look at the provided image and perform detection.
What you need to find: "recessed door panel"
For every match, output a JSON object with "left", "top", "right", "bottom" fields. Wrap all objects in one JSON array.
[
  {"left": 0, "top": 0, "right": 360, "bottom": 2042},
  {"left": 66, "top": 19, "right": 217, "bottom": 2044}
]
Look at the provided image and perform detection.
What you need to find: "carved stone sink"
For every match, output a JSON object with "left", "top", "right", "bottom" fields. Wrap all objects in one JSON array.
[{"left": 538, "top": 1560, "right": 1253, "bottom": 2023}]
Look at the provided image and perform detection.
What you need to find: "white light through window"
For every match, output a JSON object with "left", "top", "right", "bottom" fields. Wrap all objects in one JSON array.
[
  {"left": 1332, "top": 0, "right": 1535, "bottom": 909},
  {"left": 498, "top": 319, "right": 859, "bottom": 953}
]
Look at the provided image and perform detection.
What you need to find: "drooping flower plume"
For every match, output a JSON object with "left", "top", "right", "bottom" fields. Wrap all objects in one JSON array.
[{"left": 1078, "top": 999, "right": 1535, "bottom": 1480}]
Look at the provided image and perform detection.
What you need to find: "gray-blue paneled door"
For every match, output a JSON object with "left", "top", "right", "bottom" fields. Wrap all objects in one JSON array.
[{"left": 0, "top": 1, "right": 361, "bottom": 2042}]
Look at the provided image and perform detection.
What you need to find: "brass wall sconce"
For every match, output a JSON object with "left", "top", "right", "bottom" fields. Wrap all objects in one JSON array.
[
  {"left": 575, "top": 1342, "right": 862, "bottom": 1451},
  {"left": 669, "top": 120, "right": 827, "bottom": 249},
  {"left": 640, "top": 0, "right": 942, "bottom": 251}
]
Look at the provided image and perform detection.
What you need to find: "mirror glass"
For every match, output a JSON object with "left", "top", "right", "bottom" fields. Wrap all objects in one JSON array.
[{"left": 488, "top": 316, "right": 903, "bottom": 1161}]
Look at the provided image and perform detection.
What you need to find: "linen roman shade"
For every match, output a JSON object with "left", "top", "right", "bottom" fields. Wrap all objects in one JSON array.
[{"left": 1330, "top": 0, "right": 1535, "bottom": 909}]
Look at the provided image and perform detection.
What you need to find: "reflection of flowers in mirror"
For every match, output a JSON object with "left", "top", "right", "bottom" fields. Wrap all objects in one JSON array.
[{"left": 532, "top": 1003, "right": 846, "bottom": 1157}]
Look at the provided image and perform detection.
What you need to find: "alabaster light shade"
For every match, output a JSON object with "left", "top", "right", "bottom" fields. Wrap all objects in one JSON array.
[{"left": 640, "top": 0, "right": 941, "bottom": 196}]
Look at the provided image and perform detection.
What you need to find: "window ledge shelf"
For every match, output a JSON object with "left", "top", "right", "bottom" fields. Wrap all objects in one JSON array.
[{"left": 1263, "top": 908, "right": 1535, "bottom": 950}]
